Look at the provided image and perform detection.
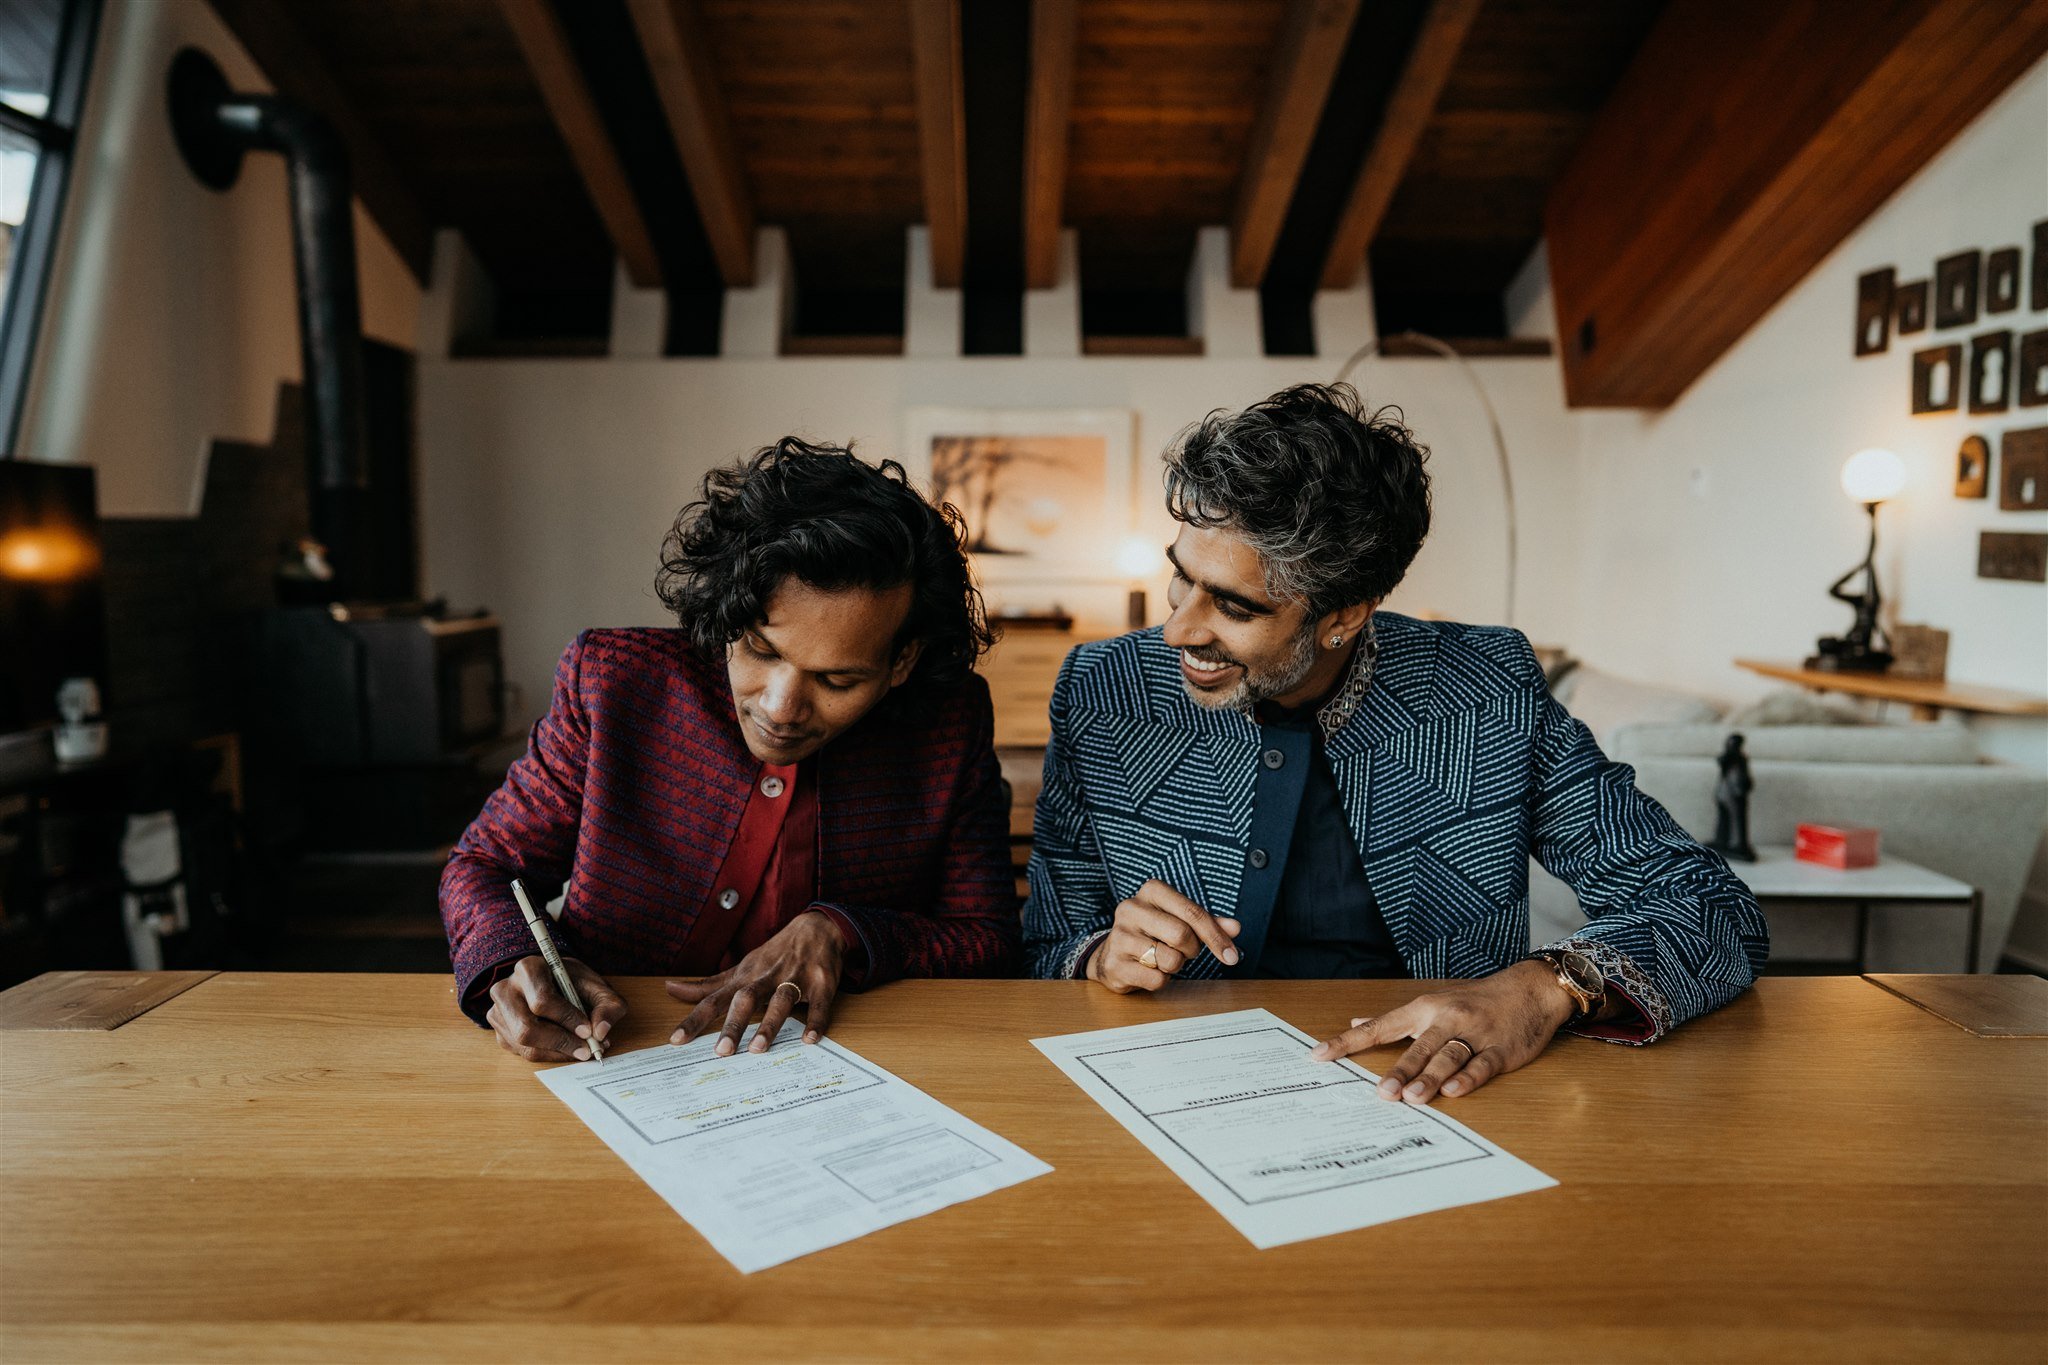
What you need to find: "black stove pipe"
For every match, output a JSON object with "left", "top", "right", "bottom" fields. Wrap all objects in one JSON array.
[{"left": 168, "top": 48, "right": 368, "bottom": 492}]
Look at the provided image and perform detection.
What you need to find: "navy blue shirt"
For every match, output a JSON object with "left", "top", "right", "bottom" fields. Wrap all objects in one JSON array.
[{"left": 1257, "top": 711, "right": 1406, "bottom": 980}]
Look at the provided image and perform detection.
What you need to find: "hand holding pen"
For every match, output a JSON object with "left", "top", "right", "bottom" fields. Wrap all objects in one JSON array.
[{"left": 481, "top": 879, "right": 629, "bottom": 1064}]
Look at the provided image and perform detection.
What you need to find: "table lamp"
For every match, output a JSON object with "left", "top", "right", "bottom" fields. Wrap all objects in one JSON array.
[
  {"left": 1115, "top": 535, "right": 1165, "bottom": 630},
  {"left": 1806, "top": 447, "right": 1904, "bottom": 673}
]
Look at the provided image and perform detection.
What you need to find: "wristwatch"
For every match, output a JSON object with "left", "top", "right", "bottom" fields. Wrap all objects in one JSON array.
[{"left": 1531, "top": 948, "right": 1606, "bottom": 1025}]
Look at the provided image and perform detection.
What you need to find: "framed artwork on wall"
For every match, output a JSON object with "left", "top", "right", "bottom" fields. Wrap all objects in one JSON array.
[
  {"left": 1854, "top": 267, "right": 1894, "bottom": 355},
  {"left": 2019, "top": 329, "right": 2048, "bottom": 408},
  {"left": 1967, "top": 330, "right": 2011, "bottom": 414},
  {"left": 1933, "top": 250, "right": 1980, "bottom": 329},
  {"left": 904, "top": 407, "right": 1137, "bottom": 591},
  {"left": 1984, "top": 247, "right": 2020, "bottom": 314},
  {"left": 1955, "top": 435, "right": 1988, "bottom": 498},
  {"left": 1978, "top": 532, "right": 2048, "bottom": 583},
  {"left": 2001, "top": 427, "right": 2048, "bottom": 512},
  {"left": 1893, "top": 280, "right": 1929, "bottom": 334},
  {"left": 1910, "top": 344, "right": 1962, "bottom": 414},
  {"left": 2033, "top": 220, "right": 2048, "bottom": 312}
]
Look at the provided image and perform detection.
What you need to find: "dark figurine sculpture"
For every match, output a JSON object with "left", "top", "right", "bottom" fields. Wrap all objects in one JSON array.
[{"left": 1709, "top": 732, "right": 1757, "bottom": 863}]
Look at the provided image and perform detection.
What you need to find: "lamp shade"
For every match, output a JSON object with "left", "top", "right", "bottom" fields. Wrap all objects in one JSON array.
[{"left": 1840, "top": 448, "right": 1905, "bottom": 503}]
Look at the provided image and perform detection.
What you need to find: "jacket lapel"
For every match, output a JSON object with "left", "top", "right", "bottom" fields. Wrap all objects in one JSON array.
[{"left": 1327, "top": 619, "right": 1440, "bottom": 958}]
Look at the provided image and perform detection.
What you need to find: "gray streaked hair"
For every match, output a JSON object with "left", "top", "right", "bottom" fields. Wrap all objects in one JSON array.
[{"left": 1162, "top": 382, "right": 1433, "bottom": 617}]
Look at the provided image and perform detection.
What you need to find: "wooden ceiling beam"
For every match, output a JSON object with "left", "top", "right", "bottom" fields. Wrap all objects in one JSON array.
[
  {"left": 496, "top": 0, "right": 664, "bottom": 288},
  {"left": 1023, "top": 0, "right": 1077, "bottom": 290},
  {"left": 1547, "top": 0, "right": 2048, "bottom": 408},
  {"left": 1316, "top": 0, "right": 1481, "bottom": 290},
  {"left": 1228, "top": 0, "right": 1362, "bottom": 290},
  {"left": 206, "top": 0, "right": 432, "bottom": 282},
  {"left": 907, "top": 0, "right": 968, "bottom": 288},
  {"left": 626, "top": 0, "right": 755, "bottom": 287}
]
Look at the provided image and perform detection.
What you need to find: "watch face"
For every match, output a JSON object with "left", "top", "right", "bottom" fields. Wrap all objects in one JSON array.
[{"left": 1559, "top": 951, "right": 1604, "bottom": 996}]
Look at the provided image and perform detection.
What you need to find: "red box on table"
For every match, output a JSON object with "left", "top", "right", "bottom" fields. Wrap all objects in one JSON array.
[{"left": 1794, "top": 823, "right": 1881, "bottom": 868}]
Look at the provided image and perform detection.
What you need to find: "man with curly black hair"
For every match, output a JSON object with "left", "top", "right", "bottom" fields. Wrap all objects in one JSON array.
[
  {"left": 1024, "top": 384, "right": 1767, "bottom": 1104},
  {"left": 441, "top": 438, "right": 1018, "bottom": 1063}
]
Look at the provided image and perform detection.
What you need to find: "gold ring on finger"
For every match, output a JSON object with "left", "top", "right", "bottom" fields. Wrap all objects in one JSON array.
[
  {"left": 1443, "top": 1037, "right": 1474, "bottom": 1065},
  {"left": 776, "top": 979, "right": 805, "bottom": 1004},
  {"left": 1138, "top": 946, "right": 1159, "bottom": 969}
]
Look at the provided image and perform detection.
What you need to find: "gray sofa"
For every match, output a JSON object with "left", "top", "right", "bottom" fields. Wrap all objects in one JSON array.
[{"left": 1530, "top": 666, "right": 2048, "bottom": 972}]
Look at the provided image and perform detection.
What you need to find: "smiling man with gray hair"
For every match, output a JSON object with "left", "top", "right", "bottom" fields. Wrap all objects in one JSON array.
[{"left": 1022, "top": 383, "right": 1767, "bottom": 1106}]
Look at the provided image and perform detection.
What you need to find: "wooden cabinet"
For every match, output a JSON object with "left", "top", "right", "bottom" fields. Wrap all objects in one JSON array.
[{"left": 979, "top": 630, "right": 1086, "bottom": 749}]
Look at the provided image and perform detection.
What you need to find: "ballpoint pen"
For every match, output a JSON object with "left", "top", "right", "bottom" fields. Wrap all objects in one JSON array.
[{"left": 511, "top": 877, "right": 605, "bottom": 1064}]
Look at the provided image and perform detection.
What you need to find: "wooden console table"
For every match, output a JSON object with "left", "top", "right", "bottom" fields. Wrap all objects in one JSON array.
[{"left": 1735, "top": 658, "right": 2048, "bottom": 722}]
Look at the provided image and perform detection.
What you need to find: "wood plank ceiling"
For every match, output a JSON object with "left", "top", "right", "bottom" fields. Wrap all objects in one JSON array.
[
  {"left": 215, "top": 0, "right": 2040, "bottom": 400},
  {"left": 1371, "top": 0, "right": 1665, "bottom": 337},
  {"left": 247, "top": 0, "right": 1671, "bottom": 352},
  {"left": 274, "top": 0, "right": 618, "bottom": 342}
]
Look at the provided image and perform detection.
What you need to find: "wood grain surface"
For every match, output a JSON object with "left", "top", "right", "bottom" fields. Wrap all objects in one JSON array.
[
  {"left": 0, "top": 971, "right": 217, "bottom": 1031},
  {"left": 1734, "top": 659, "right": 2048, "bottom": 718},
  {"left": 1867, "top": 973, "right": 2048, "bottom": 1038},
  {"left": 2, "top": 974, "right": 2043, "bottom": 1362}
]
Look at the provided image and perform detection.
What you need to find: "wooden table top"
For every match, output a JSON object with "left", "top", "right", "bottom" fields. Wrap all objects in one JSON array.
[
  {"left": 1734, "top": 658, "right": 2048, "bottom": 717},
  {"left": 3, "top": 973, "right": 2044, "bottom": 1363}
]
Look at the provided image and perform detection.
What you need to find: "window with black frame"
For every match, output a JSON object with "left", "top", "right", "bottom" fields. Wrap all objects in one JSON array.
[{"left": 0, "top": 0, "right": 101, "bottom": 456}]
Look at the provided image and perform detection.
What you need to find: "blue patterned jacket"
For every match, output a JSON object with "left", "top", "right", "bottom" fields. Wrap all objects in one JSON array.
[{"left": 1021, "top": 614, "right": 1768, "bottom": 1043}]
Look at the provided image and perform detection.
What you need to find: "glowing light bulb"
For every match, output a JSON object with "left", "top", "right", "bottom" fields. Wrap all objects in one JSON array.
[
  {"left": 1840, "top": 448, "right": 1905, "bottom": 504},
  {"left": 1113, "top": 535, "right": 1164, "bottom": 579}
]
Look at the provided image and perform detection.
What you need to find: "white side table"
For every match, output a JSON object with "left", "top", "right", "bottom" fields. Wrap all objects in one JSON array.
[{"left": 1728, "top": 846, "right": 1982, "bottom": 973}]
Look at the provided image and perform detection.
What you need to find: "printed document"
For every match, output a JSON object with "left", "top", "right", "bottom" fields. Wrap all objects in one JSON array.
[
  {"left": 1033, "top": 1008, "right": 1553, "bottom": 1248},
  {"left": 539, "top": 1022, "right": 1049, "bottom": 1272}
]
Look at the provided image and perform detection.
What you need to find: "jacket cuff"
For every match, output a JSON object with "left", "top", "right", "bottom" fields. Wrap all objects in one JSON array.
[
  {"left": 1538, "top": 935, "right": 1672, "bottom": 1046},
  {"left": 1069, "top": 929, "right": 1110, "bottom": 981},
  {"left": 814, "top": 905, "right": 872, "bottom": 990},
  {"left": 459, "top": 953, "right": 528, "bottom": 1027},
  {"left": 814, "top": 902, "right": 891, "bottom": 988},
  {"left": 453, "top": 919, "right": 575, "bottom": 1026},
  {"left": 1058, "top": 928, "right": 1110, "bottom": 982}
]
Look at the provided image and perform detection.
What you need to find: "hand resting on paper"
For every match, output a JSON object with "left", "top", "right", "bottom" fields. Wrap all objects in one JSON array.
[
  {"left": 1308, "top": 960, "right": 1578, "bottom": 1105},
  {"left": 485, "top": 955, "right": 628, "bottom": 1063},
  {"left": 666, "top": 909, "right": 847, "bottom": 1056},
  {"left": 1084, "top": 879, "right": 1243, "bottom": 992}
]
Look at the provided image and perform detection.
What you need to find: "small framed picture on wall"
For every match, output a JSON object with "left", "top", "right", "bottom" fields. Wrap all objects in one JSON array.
[
  {"left": 1955, "top": 435, "right": 1989, "bottom": 498},
  {"left": 2033, "top": 220, "right": 2048, "bottom": 312},
  {"left": 1967, "top": 331, "right": 2012, "bottom": 414},
  {"left": 1984, "top": 247, "right": 2020, "bottom": 313},
  {"left": 1854, "top": 268, "right": 1893, "bottom": 355},
  {"left": 1893, "top": 280, "right": 1929, "bottom": 334},
  {"left": 2019, "top": 329, "right": 2048, "bottom": 408},
  {"left": 1934, "top": 250, "right": 1981, "bottom": 329},
  {"left": 1911, "top": 344, "right": 1962, "bottom": 414}
]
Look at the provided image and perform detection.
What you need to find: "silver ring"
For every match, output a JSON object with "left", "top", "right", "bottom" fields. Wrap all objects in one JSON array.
[{"left": 775, "top": 979, "right": 805, "bottom": 1004}]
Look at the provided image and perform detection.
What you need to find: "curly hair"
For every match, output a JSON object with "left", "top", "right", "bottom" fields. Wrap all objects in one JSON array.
[
  {"left": 1162, "top": 382, "right": 1432, "bottom": 616},
  {"left": 656, "top": 438, "right": 995, "bottom": 689}
]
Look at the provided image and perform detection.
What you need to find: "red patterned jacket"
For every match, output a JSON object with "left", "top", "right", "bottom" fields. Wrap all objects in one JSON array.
[{"left": 439, "top": 628, "right": 1020, "bottom": 1020}]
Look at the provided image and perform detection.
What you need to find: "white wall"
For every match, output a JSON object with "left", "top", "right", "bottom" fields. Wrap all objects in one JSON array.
[
  {"left": 418, "top": 353, "right": 1581, "bottom": 723},
  {"left": 1568, "top": 57, "right": 2048, "bottom": 958},
  {"left": 14, "top": 0, "right": 420, "bottom": 515}
]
